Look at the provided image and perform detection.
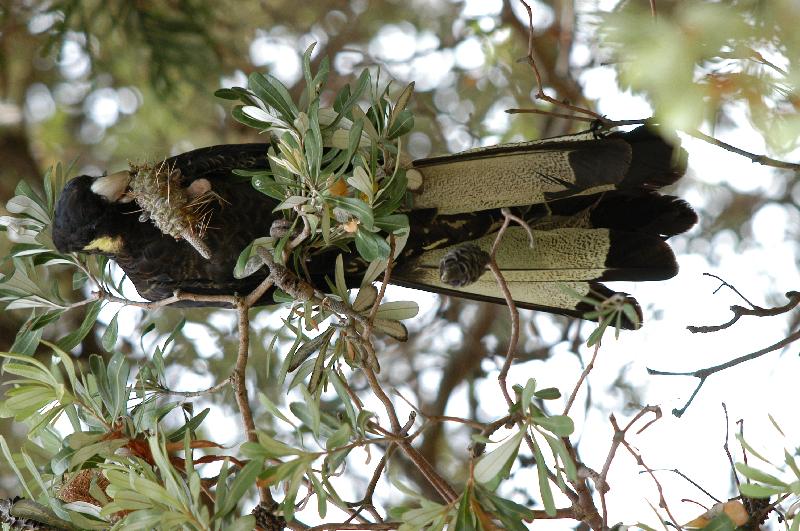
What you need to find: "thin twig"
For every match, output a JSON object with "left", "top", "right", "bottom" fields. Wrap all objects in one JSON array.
[
  {"left": 155, "top": 379, "right": 231, "bottom": 398},
  {"left": 668, "top": 468, "right": 721, "bottom": 504},
  {"left": 516, "top": 0, "right": 604, "bottom": 122},
  {"left": 688, "top": 276, "right": 800, "bottom": 333},
  {"left": 306, "top": 524, "right": 399, "bottom": 531},
  {"left": 507, "top": 108, "right": 649, "bottom": 130},
  {"left": 488, "top": 213, "right": 518, "bottom": 406},
  {"left": 722, "top": 403, "right": 740, "bottom": 490},
  {"left": 564, "top": 342, "right": 600, "bottom": 416},
  {"left": 361, "top": 363, "right": 457, "bottom": 504},
  {"left": 601, "top": 407, "right": 673, "bottom": 528},
  {"left": 98, "top": 290, "right": 236, "bottom": 309},
  {"left": 484, "top": 207, "right": 603, "bottom": 527},
  {"left": 649, "top": 327, "right": 800, "bottom": 417},
  {"left": 689, "top": 129, "right": 800, "bottom": 171},
  {"left": 233, "top": 296, "right": 271, "bottom": 504}
]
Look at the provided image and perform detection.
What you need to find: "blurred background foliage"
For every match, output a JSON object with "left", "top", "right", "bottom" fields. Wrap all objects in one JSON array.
[{"left": 0, "top": 0, "right": 798, "bottom": 522}]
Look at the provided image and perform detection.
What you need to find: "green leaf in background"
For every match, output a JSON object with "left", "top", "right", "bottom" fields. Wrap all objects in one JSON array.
[
  {"left": 474, "top": 429, "right": 522, "bottom": 489},
  {"left": 354, "top": 229, "right": 390, "bottom": 262},
  {"left": 102, "top": 311, "right": 119, "bottom": 351},
  {"left": 55, "top": 300, "right": 102, "bottom": 351},
  {"left": 248, "top": 72, "right": 299, "bottom": 123},
  {"left": 387, "top": 108, "right": 414, "bottom": 139},
  {"left": 326, "top": 195, "right": 374, "bottom": 230},
  {"left": 533, "top": 414, "right": 574, "bottom": 437}
]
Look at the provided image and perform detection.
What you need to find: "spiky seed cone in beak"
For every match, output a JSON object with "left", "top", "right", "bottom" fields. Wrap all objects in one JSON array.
[{"left": 128, "top": 162, "right": 213, "bottom": 259}]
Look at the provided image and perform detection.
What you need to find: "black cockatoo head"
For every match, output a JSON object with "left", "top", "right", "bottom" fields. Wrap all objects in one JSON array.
[{"left": 52, "top": 171, "right": 133, "bottom": 256}]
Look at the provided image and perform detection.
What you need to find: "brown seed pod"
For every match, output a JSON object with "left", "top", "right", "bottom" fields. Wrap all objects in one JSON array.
[
  {"left": 57, "top": 468, "right": 110, "bottom": 506},
  {"left": 439, "top": 242, "right": 491, "bottom": 287}
]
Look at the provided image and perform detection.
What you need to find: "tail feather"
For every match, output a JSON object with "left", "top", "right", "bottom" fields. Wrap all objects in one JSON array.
[
  {"left": 396, "top": 126, "right": 694, "bottom": 328},
  {"left": 410, "top": 126, "right": 685, "bottom": 214},
  {"left": 523, "top": 191, "right": 698, "bottom": 238},
  {"left": 610, "top": 127, "right": 687, "bottom": 189},
  {"left": 399, "top": 227, "right": 678, "bottom": 283},
  {"left": 391, "top": 273, "right": 642, "bottom": 329},
  {"left": 584, "top": 192, "right": 697, "bottom": 237}
]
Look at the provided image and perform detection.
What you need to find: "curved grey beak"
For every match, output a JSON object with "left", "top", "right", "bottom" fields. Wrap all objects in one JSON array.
[{"left": 90, "top": 170, "right": 132, "bottom": 202}]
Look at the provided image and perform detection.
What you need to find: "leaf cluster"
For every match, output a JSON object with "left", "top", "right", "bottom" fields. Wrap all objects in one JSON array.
[
  {"left": 217, "top": 43, "right": 414, "bottom": 276},
  {"left": 600, "top": 0, "right": 800, "bottom": 153},
  {"left": 390, "top": 378, "right": 576, "bottom": 530}
]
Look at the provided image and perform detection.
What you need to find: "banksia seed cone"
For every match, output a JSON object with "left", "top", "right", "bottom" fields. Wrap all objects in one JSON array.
[
  {"left": 57, "top": 468, "right": 110, "bottom": 506},
  {"left": 129, "top": 162, "right": 213, "bottom": 259},
  {"left": 439, "top": 243, "right": 491, "bottom": 287}
]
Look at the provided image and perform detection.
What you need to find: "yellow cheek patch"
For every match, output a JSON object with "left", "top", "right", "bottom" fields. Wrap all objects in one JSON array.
[{"left": 83, "top": 236, "right": 123, "bottom": 254}]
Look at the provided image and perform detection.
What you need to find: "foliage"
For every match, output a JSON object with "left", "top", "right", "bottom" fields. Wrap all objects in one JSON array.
[
  {"left": 0, "top": 343, "right": 255, "bottom": 530},
  {"left": 600, "top": 0, "right": 800, "bottom": 153},
  {"left": 219, "top": 43, "right": 413, "bottom": 274},
  {"left": 1, "top": 0, "right": 799, "bottom": 529},
  {"left": 46, "top": 0, "right": 224, "bottom": 95}
]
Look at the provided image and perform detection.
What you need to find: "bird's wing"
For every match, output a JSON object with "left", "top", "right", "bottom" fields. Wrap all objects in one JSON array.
[
  {"left": 166, "top": 143, "right": 271, "bottom": 181},
  {"left": 409, "top": 127, "right": 686, "bottom": 214}
]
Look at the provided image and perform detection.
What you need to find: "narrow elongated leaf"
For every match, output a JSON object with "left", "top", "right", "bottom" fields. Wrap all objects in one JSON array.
[
  {"left": 390, "top": 82, "right": 415, "bottom": 125},
  {"left": 738, "top": 482, "right": 785, "bottom": 498},
  {"left": 102, "top": 312, "right": 119, "bottom": 351},
  {"left": 329, "top": 370, "right": 357, "bottom": 429},
  {"left": 374, "top": 214, "right": 408, "bottom": 233},
  {"left": 309, "top": 472, "right": 328, "bottom": 518},
  {"left": 326, "top": 196, "right": 374, "bottom": 229},
  {"left": 10, "top": 326, "right": 43, "bottom": 356},
  {"left": 288, "top": 328, "right": 335, "bottom": 372},
  {"left": 106, "top": 351, "right": 129, "bottom": 419},
  {"left": 56, "top": 300, "right": 102, "bottom": 351},
  {"left": 474, "top": 430, "right": 523, "bottom": 487},
  {"left": 533, "top": 414, "right": 574, "bottom": 437},
  {"left": 241, "top": 106, "right": 276, "bottom": 124},
  {"left": 521, "top": 378, "right": 536, "bottom": 409},
  {"left": 167, "top": 408, "right": 210, "bottom": 443},
  {"left": 232, "top": 105, "right": 271, "bottom": 130},
  {"left": 372, "top": 318, "right": 408, "bottom": 341},
  {"left": 273, "top": 195, "right": 308, "bottom": 211},
  {"left": 354, "top": 229, "right": 389, "bottom": 262},
  {"left": 735, "top": 462, "right": 788, "bottom": 487},
  {"left": 542, "top": 432, "right": 578, "bottom": 482},
  {"left": 300, "top": 387, "right": 321, "bottom": 437},
  {"left": 334, "top": 254, "right": 348, "bottom": 300},
  {"left": 7, "top": 195, "right": 49, "bottom": 224},
  {"left": 454, "top": 490, "right": 476, "bottom": 531},
  {"left": 218, "top": 461, "right": 262, "bottom": 517},
  {"left": 249, "top": 73, "right": 298, "bottom": 122},
  {"left": 532, "top": 438, "right": 556, "bottom": 516},
  {"left": 387, "top": 109, "right": 414, "bottom": 139},
  {"left": 352, "top": 285, "right": 377, "bottom": 313},
  {"left": 328, "top": 69, "right": 370, "bottom": 130},
  {"left": 374, "top": 301, "right": 419, "bottom": 321},
  {"left": 214, "top": 88, "right": 240, "bottom": 100}
]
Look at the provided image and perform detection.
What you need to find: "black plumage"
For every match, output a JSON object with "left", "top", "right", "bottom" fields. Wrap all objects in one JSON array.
[{"left": 52, "top": 127, "right": 697, "bottom": 328}]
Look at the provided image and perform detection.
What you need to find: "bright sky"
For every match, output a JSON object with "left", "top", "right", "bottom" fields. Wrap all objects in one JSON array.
[{"left": 41, "top": 0, "right": 800, "bottom": 527}]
